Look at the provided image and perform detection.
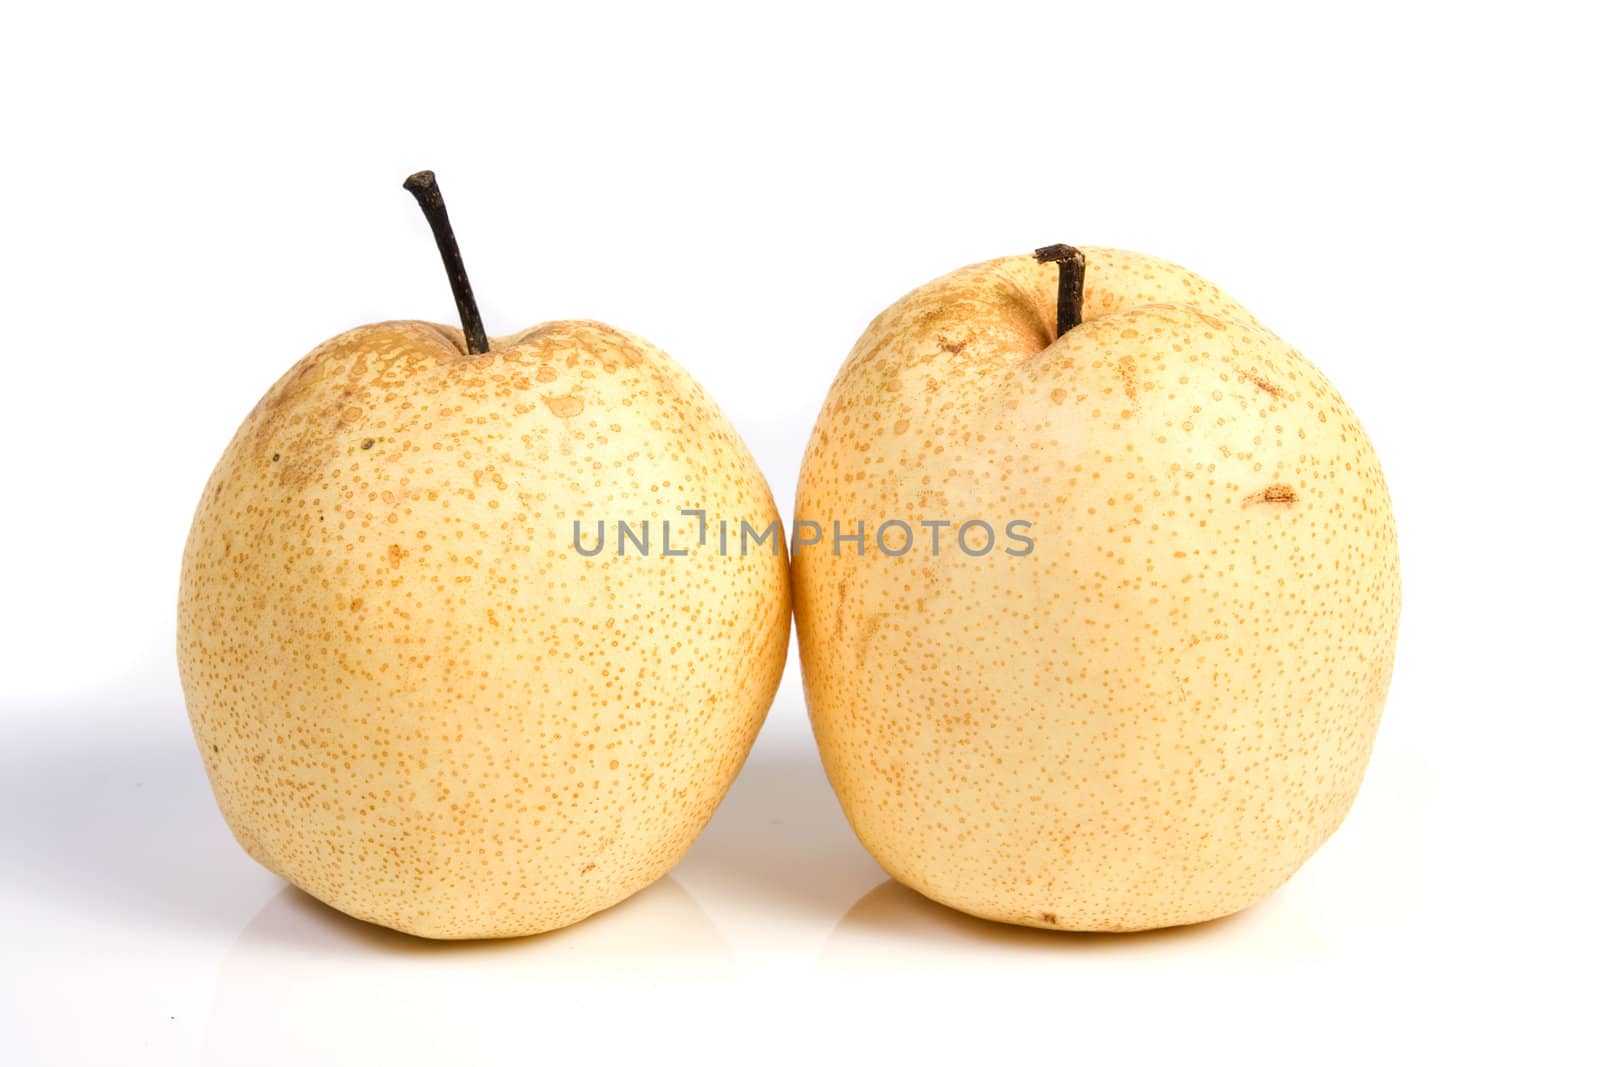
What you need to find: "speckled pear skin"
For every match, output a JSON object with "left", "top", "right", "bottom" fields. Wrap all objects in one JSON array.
[
  {"left": 179, "top": 319, "right": 789, "bottom": 939},
  {"left": 794, "top": 249, "right": 1399, "bottom": 931}
]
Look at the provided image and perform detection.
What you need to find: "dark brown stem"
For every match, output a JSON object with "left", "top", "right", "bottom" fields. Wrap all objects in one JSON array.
[
  {"left": 1033, "top": 244, "right": 1086, "bottom": 340},
  {"left": 403, "top": 171, "right": 489, "bottom": 355}
]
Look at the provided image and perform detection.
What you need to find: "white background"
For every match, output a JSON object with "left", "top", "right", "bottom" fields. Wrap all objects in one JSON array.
[{"left": 2, "top": 2, "right": 1595, "bottom": 1063}]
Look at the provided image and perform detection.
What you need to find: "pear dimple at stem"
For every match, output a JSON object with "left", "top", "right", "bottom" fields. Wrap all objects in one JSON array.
[
  {"left": 403, "top": 170, "right": 490, "bottom": 355},
  {"left": 1033, "top": 244, "right": 1086, "bottom": 341}
]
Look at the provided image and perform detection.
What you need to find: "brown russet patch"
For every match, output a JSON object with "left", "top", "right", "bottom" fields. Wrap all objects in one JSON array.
[
  {"left": 1241, "top": 370, "right": 1283, "bottom": 398},
  {"left": 1117, "top": 355, "right": 1139, "bottom": 404},
  {"left": 542, "top": 393, "right": 584, "bottom": 418},
  {"left": 1245, "top": 484, "right": 1298, "bottom": 505}
]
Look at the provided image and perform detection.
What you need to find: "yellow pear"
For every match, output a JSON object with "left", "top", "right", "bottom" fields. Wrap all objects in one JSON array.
[
  {"left": 178, "top": 173, "right": 789, "bottom": 938},
  {"left": 793, "top": 245, "right": 1399, "bottom": 931}
]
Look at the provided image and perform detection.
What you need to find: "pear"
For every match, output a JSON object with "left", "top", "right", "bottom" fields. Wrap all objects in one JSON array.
[
  {"left": 178, "top": 173, "right": 789, "bottom": 938},
  {"left": 793, "top": 245, "right": 1399, "bottom": 931}
]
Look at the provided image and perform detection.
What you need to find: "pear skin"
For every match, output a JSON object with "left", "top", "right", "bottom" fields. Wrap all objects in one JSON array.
[
  {"left": 180, "top": 320, "right": 789, "bottom": 938},
  {"left": 793, "top": 248, "right": 1399, "bottom": 931}
]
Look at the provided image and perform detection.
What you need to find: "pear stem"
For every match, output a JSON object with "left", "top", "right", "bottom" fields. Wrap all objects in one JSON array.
[
  {"left": 1033, "top": 244, "right": 1086, "bottom": 340},
  {"left": 403, "top": 171, "right": 490, "bottom": 355}
]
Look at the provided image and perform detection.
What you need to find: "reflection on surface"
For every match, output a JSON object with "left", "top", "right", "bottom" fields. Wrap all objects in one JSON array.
[
  {"left": 205, "top": 876, "right": 741, "bottom": 1065},
  {"left": 0, "top": 684, "right": 280, "bottom": 937},
  {"left": 676, "top": 709, "right": 885, "bottom": 924},
  {"left": 825, "top": 877, "right": 1328, "bottom": 964},
  {"left": 226, "top": 875, "right": 731, "bottom": 962}
]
